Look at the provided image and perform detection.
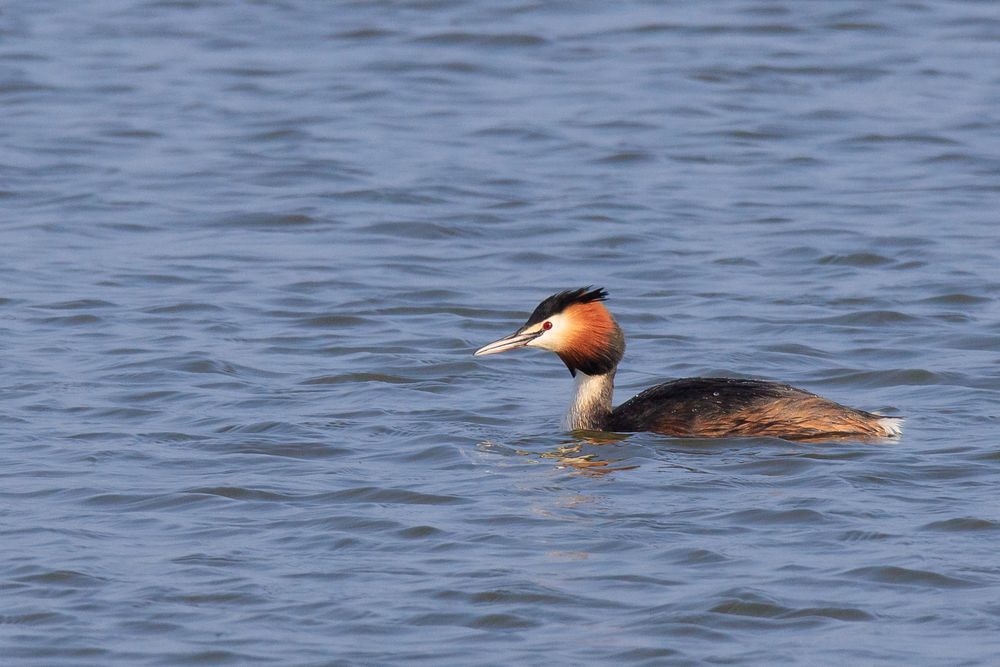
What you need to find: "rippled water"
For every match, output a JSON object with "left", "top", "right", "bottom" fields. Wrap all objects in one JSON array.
[{"left": 3, "top": 1, "right": 1000, "bottom": 664}]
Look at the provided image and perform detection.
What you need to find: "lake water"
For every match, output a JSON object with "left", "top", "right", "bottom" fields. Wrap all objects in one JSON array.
[{"left": 2, "top": 1, "right": 1000, "bottom": 664}]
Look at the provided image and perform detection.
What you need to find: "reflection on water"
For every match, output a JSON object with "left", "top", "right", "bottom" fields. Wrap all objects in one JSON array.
[{"left": 481, "top": 431, "right": 641, "bottom": 476}]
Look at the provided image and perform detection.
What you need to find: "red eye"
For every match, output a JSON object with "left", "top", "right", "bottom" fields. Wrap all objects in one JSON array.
[{"left": 542, "top": 321, "right": 553, "bottom": 330}]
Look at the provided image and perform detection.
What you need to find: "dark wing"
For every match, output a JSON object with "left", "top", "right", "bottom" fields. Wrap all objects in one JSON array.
[{"left": 606, "top": 377, "right": 887, "bottom": 439}]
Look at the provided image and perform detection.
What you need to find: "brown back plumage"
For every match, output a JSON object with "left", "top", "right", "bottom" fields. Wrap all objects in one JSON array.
[{"left": 607, "top": 378, "right": 899, "bottom": 440}]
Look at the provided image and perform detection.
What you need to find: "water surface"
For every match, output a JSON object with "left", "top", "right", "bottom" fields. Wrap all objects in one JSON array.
[{"left": 2, "top": 1, "right": 1000, "bottom": 664}]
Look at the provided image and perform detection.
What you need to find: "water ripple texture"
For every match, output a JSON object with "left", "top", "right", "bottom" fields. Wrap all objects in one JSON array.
[{"left": 2, "top": 1, "right": 1000, "bottom": 665}]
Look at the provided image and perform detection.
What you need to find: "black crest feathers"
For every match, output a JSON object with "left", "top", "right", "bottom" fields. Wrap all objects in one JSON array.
[{"left": 524, "top": 287, "right": 608, "bottom": 326}]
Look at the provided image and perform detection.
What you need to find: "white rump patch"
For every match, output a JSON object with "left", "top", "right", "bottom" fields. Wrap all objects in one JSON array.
[{"left": 877, "top": 417, "right": 904, "bottom": 437}]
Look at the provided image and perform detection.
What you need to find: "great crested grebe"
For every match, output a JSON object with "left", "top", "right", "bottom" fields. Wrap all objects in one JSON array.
[{"left": 474, "top": 287, "right": 902, "bottom": 441}]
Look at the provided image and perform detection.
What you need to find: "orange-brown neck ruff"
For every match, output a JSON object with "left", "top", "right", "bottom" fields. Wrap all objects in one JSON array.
[{"left": 556, "top": 301, "right": 625, "bottom": 377}]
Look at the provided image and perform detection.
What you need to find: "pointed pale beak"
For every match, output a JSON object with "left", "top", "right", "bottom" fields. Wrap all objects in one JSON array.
[{"left": 473, "top": 328, "right": 542, "bottom": 356}]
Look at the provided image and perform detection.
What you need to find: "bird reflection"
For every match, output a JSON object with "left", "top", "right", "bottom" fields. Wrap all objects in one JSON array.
[{"left": 479, "top": 430, "right": 638, "bottom": 476}]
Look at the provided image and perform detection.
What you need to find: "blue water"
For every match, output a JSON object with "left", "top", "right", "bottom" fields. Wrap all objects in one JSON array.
[{"left": 3, "top": 1, "right": 1000, "bottom": 664}]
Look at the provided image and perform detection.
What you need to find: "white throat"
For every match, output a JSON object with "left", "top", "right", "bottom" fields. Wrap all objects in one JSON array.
[{"left": 562, "top": 371, "right": 615, "bottom": 431}]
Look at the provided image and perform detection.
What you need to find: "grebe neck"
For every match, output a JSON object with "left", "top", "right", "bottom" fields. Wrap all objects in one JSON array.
[{"left": 563, "top": 370, "right": 615, "bottom": 431}]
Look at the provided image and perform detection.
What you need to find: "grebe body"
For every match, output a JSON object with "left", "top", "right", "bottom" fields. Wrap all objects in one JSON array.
[{"left": 474, "top": 287, "right": 902, "bottom": 441}]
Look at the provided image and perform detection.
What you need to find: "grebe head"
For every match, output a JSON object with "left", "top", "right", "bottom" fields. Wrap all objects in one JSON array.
[{"left": 474, "top": 286, "right": 625, "bottom": 377}]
